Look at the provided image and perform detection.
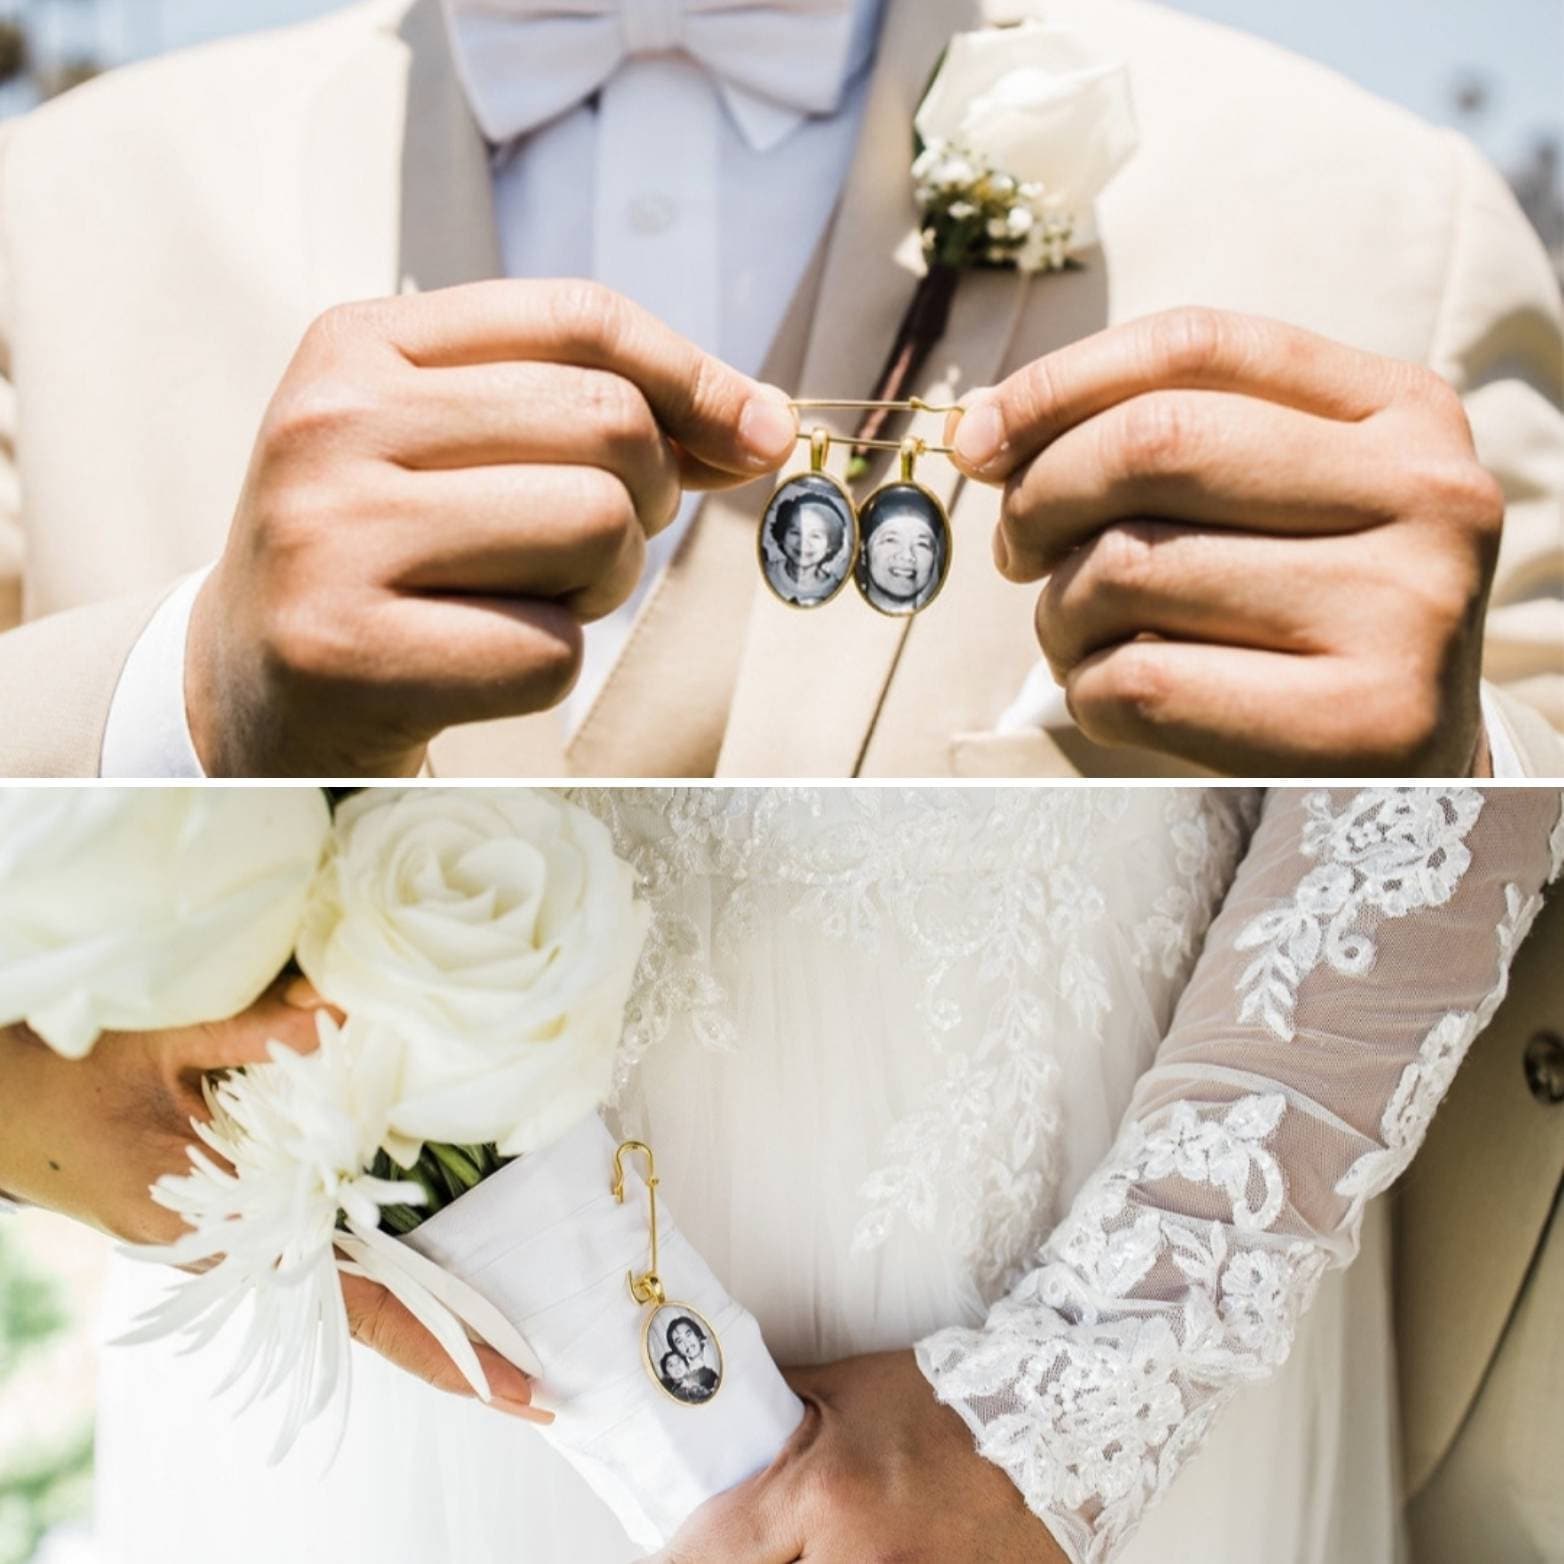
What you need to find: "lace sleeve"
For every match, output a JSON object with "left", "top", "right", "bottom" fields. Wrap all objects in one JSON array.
[{"left": 916, "top": 788, "right": 1564, "bottom": 1564}]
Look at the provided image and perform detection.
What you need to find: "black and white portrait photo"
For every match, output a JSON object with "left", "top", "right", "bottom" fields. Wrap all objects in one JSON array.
[
  {"left": 855, "top": 484, "right": 951, "bottom": 616},
  {"left": 647, "top": 1306, "right": 724, "bottom": 1406},
  {"left": 759, "top": 476, "right": 857, "bottom": 608}
]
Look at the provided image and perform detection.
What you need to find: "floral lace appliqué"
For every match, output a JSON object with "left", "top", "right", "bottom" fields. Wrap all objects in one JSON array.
[
  {"left": 1335, "top": 877, "right": 1546, "bottom": 1220},
  {"left": 1233, "top": 788, "right": 1483, "bottom": 1041},
  {"left": 571, "top": 787, "right": 1247, "bottom": 1302},
  {"left": 919, "top": 788, "right": 1560, "bottom": 1564}
]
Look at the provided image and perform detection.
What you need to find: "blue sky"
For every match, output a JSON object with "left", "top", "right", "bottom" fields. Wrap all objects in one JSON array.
[{"left": 12, "top": 0, "right": 1563, "bottom": 171}]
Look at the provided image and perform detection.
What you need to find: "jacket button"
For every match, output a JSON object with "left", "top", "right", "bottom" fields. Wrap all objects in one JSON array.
[{"left": 1524, "top": 1031, "right": 1564, "bottom": 1106}]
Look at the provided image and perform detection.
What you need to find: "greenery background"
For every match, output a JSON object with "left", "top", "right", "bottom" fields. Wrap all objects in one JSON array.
[{"left": 0, "top": 1212, "right": 102, "bottom": 1564}]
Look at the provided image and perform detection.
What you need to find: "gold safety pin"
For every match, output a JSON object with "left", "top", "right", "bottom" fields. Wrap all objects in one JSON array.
[
  {"left": 788, "top": 396, "right": 967, "bottom": 416},
  {"left": 796, "top": 431, "right": 956, "bottom": 457},
  {"left": 788, "top": 397, "right": 965, "bottom": 457},
  {"left": 612, "top": 1141, "right": 667, "bottom": 1308}
]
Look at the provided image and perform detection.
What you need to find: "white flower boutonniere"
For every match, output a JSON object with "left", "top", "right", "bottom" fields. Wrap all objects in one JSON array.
[
  {"left": 915, "top": 23, "right": 1139, "bottom": 274},
  {"left": 855, "top": 23, "right": 1138, "bottom": 461}
]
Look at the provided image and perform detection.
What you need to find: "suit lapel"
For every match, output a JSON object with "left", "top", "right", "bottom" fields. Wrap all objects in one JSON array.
[
  {"left": 301, "top": 0, "right": 501, "bottom": 305},
  {"left": 716, "top": 0, "right": 1029, "bottom": 777},
  {"left": 564, "top": 247, "right": 829, "bottom": 777}
]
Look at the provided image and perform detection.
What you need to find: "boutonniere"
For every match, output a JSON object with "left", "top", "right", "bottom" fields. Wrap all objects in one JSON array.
[{"left": 852, "top": 22, "right": 1139, "bottom": 467}]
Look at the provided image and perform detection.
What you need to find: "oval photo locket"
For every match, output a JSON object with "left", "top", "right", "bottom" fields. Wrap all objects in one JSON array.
[
  {"left": 855, "top": 478, "right": 952, "bottom": 617},
  {"left": 758, "top": 471, "right": 860, "bottom": 611}
]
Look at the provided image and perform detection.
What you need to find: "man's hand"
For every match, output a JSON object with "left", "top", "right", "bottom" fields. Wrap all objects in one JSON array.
[
  {"left": 952, "top": 308, "right": 1504, "bottom": 775},
  {"left": 0, "top": 983, "right": 546, "bottom": 1423},
  {"left": 188, "top": 280, "right": 798, "bottom": 776},
  {"left": 652, "top": 1352, "right": 1065, "bottom": 1564}
]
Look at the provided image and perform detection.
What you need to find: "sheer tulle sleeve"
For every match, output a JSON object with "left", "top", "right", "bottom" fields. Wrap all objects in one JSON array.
[{"left": 917, "top": 787, "right": 1564, "bottom": 1564}]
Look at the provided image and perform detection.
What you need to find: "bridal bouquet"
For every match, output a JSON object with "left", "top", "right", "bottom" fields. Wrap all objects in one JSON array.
[{"left": 0, "top": 787, "right": 802, "bottom": 1548}]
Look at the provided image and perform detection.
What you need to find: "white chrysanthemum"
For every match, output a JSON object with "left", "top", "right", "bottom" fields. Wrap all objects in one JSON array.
[{"left": 121, "top": 1013, "right": 418, "bottom": 1461}]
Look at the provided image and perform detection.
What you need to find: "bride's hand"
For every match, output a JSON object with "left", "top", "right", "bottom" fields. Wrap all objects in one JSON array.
[
  {"left": 0, "top": 977, "right": 325, "bottom": 1243},
  {"left": 652, "top": 1351, "right": 1066, "bottom": 1564},
  {"left": 0, "top": 983, "right": 547, "bottom": 1424}
]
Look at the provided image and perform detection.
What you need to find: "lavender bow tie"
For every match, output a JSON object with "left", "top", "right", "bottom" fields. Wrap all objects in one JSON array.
[{"left": 446, "top": 0, "right": 860, "bottom": 150}]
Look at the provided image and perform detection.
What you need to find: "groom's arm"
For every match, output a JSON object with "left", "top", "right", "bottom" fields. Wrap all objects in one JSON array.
[
  {"left": 0, "top": 122, "right": 170, "bottom": 777},
  {"left": 1436, "top": 133, "right": 1564, "bottom": 776},
  {"left": 0, "top": 590, "right": 174, "bottom": 776},
  {"left": 0, "top": 132, "right": 15, "bottom": 640}
]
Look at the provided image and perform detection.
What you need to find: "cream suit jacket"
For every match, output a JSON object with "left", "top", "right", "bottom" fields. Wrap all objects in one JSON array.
[
  {"left": 0, "top": 0, "right": 1560, "bottom": 780},
  {"left": 1397, "top": 888, "right": 1564, "bottom": 1563}
]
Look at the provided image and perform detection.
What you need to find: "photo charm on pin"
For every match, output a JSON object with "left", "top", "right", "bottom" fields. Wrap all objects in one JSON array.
[
  {"left": 758, "top": 427, "right": 859, "bottom": 611},
  {"left": 855, "top": 437, "right": 952, "bottom": 617},
  {"left": 646, "top": 1304, "right": 725, "bottom": 1407},
  {"left": 614, "top": 1140, "right": 726, "bottom": 1409},
  {"left": 760, "top": 401, "right": 960, "bottom": 617}
]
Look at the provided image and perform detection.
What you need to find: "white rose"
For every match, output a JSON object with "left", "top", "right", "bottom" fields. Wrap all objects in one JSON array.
[
  {"left": 0, "top": 788, "right": 331, "bottom": 1056},
  {"left": 916, "top": 23, "right": 1139, "bottom": 248},
  {"left": 296, "top": 789, "right": 650, "bottom": 1157}
]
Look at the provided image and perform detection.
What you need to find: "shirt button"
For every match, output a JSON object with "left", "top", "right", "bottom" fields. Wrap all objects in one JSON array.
[
  {"left": 1523, "top": 1030, "right": 1564, "bottom": 1106},
  {"left": 628, "top": 194, "right": 680, "bottom": 236}
]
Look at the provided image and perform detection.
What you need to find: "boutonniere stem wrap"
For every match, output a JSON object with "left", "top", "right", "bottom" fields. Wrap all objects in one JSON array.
[{"left": 847, "top": 21, "right": 1139, "bottom": 474}]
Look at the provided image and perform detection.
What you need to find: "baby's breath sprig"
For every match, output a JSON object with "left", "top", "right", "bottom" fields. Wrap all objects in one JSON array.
[{"left": 913, "top": 139, "right": 1077, "bottom": 276}]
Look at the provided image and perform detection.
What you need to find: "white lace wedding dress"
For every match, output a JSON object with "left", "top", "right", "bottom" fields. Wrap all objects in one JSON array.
[{"left": 92, "top": 787, "right": 1563, "bottom": 1564}]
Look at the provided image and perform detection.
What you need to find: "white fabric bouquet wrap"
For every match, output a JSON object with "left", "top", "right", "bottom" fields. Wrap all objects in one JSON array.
[
  {"left": 405, "top": 1115, "right": 804, "bottom": 1548},
  {"left": 0, "top": 787, "right": 802, "bottom": 1546}
]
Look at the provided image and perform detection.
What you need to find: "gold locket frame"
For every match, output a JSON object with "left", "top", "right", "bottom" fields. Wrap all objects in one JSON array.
[
  {"left": 613, "top": 1141, "right": 727, "bottom": 1410},
  {"left": 638, "top": 1300, "right": 728, "bottom": 1410},
  {"left": 757, "top": 427, "right": 861, "bottom": 612},
  {"left": 854, "top": 436, "right": 954, "bottom": 618}
]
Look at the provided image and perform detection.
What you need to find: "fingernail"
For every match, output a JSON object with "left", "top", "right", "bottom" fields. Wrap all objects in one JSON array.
[
  {"left": 739, "top": 387, "right": 798, "bottom": 468},
  {"left": 956, "top": 400, "right": 1004, "bottom": 472},
  {"left": 993, "top": 527, "right": 1012, "bottom": 576},
  {"left": 494, "top": 1397, "right": 555, "bottom": 1426},
  {"left": 488, "top": 1365, "right": 536, "bottom": 1401}
]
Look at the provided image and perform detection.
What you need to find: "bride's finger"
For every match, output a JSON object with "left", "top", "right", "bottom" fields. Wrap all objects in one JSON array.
[
  {"left": 159, "top": 977, "right": 334, "bottom": 1134},
  {"left": 1035, "top": 522, "right": 1364, "bottom": 678},
  {"left": 338, "top": 1272, "right": 554, "bottom": 1424}
]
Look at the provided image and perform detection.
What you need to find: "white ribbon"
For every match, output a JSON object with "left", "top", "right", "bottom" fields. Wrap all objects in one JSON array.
[
  {"left": 123, "top": 1114, "right": 800, "bottom": 1539},
  {"left": 400, "top": 1115, "right": 805, "bottom": 1548},
  {"left": 334, "top": 1221, "right": 547, "bottom": 1386}
]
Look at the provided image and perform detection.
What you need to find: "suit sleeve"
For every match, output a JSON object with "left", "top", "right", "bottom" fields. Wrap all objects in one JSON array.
[
  {"left": 0, "top": 124, "right": 19, "bottom": 639},
  {"left": 0, "top": 121, "right": 169, "bottom": 777},
  {"left": 918, "top": 787, "right": 1564, "bottom": 1564},
  {"left": 1433, "top": 133, "right": 1564, "bottom": 760}
]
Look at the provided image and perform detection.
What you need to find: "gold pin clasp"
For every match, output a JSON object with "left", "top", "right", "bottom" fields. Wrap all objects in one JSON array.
[
  {"left": 786, "top": 396, "right": 964, "bottom": 456},
  {"left": 613, "top": 1141, "right": 667, "bottom": 1308},
  {"left": 788, "top": 396, "right": 964, "bottom": 416}
]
